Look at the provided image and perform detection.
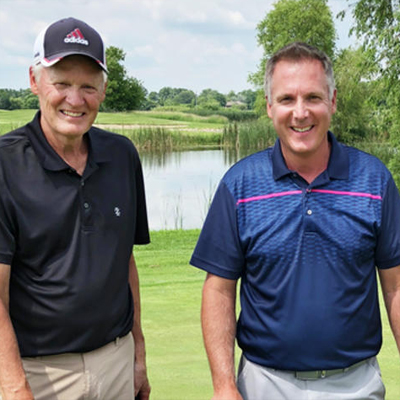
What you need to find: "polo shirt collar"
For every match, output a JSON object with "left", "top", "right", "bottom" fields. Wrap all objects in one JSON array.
[
  {"left": 26, "top": 111, "right": 110, "bottom": 172},
  {"left": 272, "top": 131, "right": 349, "bottom": 181}
]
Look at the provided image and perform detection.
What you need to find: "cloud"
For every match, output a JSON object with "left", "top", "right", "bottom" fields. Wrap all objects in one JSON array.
[
  {"left": 228, "top": 11, "right": 247, "bottom": 26},
  {"left": 0, "top": 0, "right": 355, "bottom": 92}
]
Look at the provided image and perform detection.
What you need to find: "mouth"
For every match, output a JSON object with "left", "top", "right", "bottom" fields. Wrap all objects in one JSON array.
[
  {"left": 291, "top": 125, "right": 313, "bottom": 133},
  {"left": 61, "top": 110, "right": 85, "bottom": 118}
]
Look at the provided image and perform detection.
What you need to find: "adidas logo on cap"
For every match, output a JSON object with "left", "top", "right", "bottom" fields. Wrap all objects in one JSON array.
[{"left": 64, "top": 28, "right": 89, "bottom": 46}]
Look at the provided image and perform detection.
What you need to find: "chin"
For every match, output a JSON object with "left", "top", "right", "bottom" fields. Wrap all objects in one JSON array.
[{"left": 60, "top": 122, "right": 90, "bottom": 136}]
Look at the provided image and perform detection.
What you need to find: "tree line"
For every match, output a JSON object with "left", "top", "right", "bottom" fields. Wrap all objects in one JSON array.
[
  {"left": 1, "top": 0, "right": 399, "bottom": 161},
  {"left": 0, "top": 45, "right": 257, "bottom": 113}
]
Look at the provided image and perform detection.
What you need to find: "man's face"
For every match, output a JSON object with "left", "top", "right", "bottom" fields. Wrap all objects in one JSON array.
[
  {"left": 267, "top": 59, "right": 336, "bottom": 164},
  {"left": 30, "top": 55, "right": 106, "bottom": 142}
]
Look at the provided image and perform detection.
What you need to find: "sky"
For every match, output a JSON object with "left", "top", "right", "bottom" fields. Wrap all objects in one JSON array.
[{"left": 0, "top": 0, "right": 358, "bottom": 95}]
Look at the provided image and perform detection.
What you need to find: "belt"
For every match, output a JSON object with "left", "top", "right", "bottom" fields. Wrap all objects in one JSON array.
[{"left": 294, "top": 359, "right": 368, "bottom": 380}]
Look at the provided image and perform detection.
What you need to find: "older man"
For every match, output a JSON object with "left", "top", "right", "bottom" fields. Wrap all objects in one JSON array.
[
  {"left": 0, "top": 17, "right": 150, "bottom": 400},
  {"left": 190, "top": 42, "right": 400, "bottom": 399}
]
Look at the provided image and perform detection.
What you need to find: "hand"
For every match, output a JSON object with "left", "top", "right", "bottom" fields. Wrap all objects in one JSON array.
[
  {"left": 212, "top": 387, "right": 243, "bottom": 400},
  {"left": 134, "top": 362, "right": 151, "bottom": 400}
]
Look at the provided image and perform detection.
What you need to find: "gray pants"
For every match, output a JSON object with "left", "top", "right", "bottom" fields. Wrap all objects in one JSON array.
[{"left": 237, "top": 355, "right": 385, "bottom": 400}]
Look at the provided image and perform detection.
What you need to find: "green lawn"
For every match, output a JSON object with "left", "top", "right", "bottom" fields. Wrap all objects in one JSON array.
[
  {"left": 135, "top": 230, "right": 400, "bottom": 400},
  {"left": 0, "top": 109, "right": 37, "bottom": 133},
  {"left": 95, "top": 110, "right": 227, "bottom": 130},
  {"left": 0, "top": 109, "right": 225, "bottom": 135}
]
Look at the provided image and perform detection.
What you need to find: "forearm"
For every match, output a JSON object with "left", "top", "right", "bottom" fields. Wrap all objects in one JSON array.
[
  {"left": 201, "top": 274, "right": 240, "bottom": 398},
  {"left": 129, "top": 255, "right": 146, "bottom": 366},
  {"left": 379, "top": 266, "right": 400, "bottom": 357},
  {"left": 383, "top": 290, "right": 400, "bottom": 355},
  {"left": 0, "top": 302, "right": 32, "bottom": 400},
  {"left": 128, "top": 254, "right": 150, "bottom": 400}
]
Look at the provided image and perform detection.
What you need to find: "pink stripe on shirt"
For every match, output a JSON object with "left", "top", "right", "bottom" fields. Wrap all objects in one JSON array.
[{"left": 236, "top": 189, "right": 382, "bottom": 205}]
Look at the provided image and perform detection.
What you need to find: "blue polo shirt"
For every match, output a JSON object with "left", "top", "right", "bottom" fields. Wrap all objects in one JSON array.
[
  {"left": 190, "top": 132, "right": 400, "bottom": 371},
  {"left": 0, "top": 112, "right": 149, "bottom": 356}
]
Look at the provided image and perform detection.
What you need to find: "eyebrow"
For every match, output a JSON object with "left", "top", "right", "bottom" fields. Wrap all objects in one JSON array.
[{"left": 275, "top": 91, "right": 324, "bottom": 101}]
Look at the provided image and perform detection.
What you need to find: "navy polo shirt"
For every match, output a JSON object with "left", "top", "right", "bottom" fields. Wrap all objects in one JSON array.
[
  {"left": 190, "top": 132, "right": 400, "bottom": 371},
  {"left": 0, "top": 112, "right": 149, "bottom": 356}
]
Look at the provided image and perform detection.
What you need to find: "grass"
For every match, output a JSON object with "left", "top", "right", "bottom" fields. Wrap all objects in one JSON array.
[
  {"left": 223, "top": 117, "right": 277, "bottom": 150},
  {"left": 135, "top": 230, "right": 400, "bottom": 400},
  {"left": 135, "top": 230, "right": 212, "bottom": 399},
  {"left": 0, "top": 109, "right": 37, "bottom": 134},
  {"left": 95, "top": 110, "right": 227, "bottom": 130},
  {"left": 0, "top": 109, "right": 225, "bottom": 150}
]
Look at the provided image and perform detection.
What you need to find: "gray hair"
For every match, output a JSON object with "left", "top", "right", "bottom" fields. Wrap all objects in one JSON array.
[
  {"left": 264, "top": 42, "right": 335, "bottom": 104},
  {"left": 31, "top": 60, "right": 108, "bottom": 88}
]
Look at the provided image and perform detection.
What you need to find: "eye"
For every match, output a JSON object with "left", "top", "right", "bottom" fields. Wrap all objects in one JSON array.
[
  {"left": 54, "top": 82, "right": 69, "bottom": 90},
  {"left": 82, "top": 85, "right": 97, "bottom": 94},
  {"left": 308, "top": 94, "right": 322, "bottom": 102},
  {"left": 278, "top": 96, "right": 292, "bottom": 104}
]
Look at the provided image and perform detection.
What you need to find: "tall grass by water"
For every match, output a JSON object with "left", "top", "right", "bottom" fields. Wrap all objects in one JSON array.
[
  {"left": 0, "top": 109, "right": 397, "bottom": 174},
  {"left": 115, "top": 126, "right": 222, "bottom": 151},
  {"left": 223, "top": 117, "right": 277, "bottom": 150}
]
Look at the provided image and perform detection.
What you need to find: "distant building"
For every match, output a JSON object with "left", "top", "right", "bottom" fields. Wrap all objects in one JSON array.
[{"left": 225, "top": 100, "right": 247, "bottom": 109}]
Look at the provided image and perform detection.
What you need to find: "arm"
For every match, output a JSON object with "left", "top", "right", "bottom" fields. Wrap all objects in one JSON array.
[
  {"left": 379, "top": 265, "right": 400, "bottom": 356},
  {"left": 128, "top": 254, "right": 150, "bottom": 400},
  {"left": 201, "top": 273, "right": 242, "bottom": 400},
  {"left": 0, "top": 264, "right": 33, "bottom": 400}
]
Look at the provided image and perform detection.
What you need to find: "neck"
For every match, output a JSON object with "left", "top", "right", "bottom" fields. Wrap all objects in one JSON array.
[
  {"left": 283, "top": 142, "right": 331, "bottom": 184},
  {"left": 45, "top": 133, "right": 89, "bottom": 176}
]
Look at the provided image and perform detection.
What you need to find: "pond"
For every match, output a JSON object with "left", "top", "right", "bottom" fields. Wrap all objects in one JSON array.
[
  {"left": 141, "top": 149, "right": 237, "bottom": 231},
  {"left": 140, "top": 143, "right": 397, "bottom": 231}
]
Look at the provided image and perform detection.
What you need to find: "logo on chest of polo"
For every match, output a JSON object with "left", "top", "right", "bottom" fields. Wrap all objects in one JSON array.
[{"left": 114, "top": 207, "right": 121, "bottom": 217}]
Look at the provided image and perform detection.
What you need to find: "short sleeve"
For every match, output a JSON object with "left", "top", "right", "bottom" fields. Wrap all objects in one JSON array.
[
  {"left": 375, "top": 175, "right": 400, "bottom": 269},
  {"left": 132, "top": 147, "right": 150, "bottom": 245},
  {"left": 0, "top": 181, "right": 16, "bottom": 265},
  {"left": 190, "top": 181, "right": 244, "bottom": 279}
]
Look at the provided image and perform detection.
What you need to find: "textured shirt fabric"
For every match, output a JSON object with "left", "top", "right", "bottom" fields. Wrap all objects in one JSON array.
[
  {"left": 0, "top": 112, "right": 150, "bottom": 357},
  {"left": 190, "top": 132, "right": 400, "bottom": 371}
]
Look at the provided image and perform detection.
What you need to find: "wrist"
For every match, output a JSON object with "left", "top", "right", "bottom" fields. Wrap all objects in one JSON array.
[{"left": 1, "top": 382, "right": 34, "bottom": 400}]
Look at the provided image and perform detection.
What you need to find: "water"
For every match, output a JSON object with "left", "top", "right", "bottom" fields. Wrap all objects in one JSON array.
[
  {"left": 141, "top": 149, "right": 236, "bottom": 231},
  {"left": 139, "top": 144, "right": 397, "bottom": 231}
]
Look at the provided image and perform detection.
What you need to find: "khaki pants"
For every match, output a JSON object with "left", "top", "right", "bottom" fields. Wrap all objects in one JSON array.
[
  {"left": 237, "top": 355, "right": 386, "bottom": 400},
  {"left": 21, "top": 333, "right": 134, "bottom": 400}
]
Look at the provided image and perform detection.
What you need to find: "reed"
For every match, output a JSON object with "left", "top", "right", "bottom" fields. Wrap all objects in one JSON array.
[
  {"left": 115, "top": 126, "right": 222, "bottom": 151},
  {"left": 223, "top": 118, "right": 276, "bottom": 151}
]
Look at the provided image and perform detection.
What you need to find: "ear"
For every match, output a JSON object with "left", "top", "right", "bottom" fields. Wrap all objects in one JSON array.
[
  {"left": 101, "top": 81, "right": 108, "bottom": 102},
  {"left": 29, "top": 66, "right": 39, "bottom": 95},
  {"left": 331, "top": 89, "right": 337, "bottom": 115},
  {"left": 266, "top": 96, "right": 273, "bottom": 118}
]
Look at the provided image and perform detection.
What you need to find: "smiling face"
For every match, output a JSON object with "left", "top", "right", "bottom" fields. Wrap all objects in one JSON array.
[
  {"left": 30, "top": 55, "right": 106, "bottom": 145},
  {"left": 267, "top": 59, "right": 337, "bottom": 168}
]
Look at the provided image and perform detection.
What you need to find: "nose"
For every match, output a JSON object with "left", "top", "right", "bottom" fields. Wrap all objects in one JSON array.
[
  {"left": 65, "top": 87, "right": 85, "bottom": 107},
  {"left": 293, "top": 99, "right": 309, "bottom": 120}
]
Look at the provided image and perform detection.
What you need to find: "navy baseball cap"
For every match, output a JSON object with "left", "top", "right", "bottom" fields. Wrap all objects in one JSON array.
[{"left": 33, "top": 17, "right": 107, "bottom": 73}]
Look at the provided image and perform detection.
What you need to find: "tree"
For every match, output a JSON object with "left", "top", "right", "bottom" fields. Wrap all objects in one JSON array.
[
  {"left": 237, "top": 90, "right": 257, "bottom": 110},
  {"left": 340, "top": 0, "right": 400, "bottom": 92},
  {"left": 249, "top": 0, "right": 336, "bottom": 112},
  {"left": 197, "top": 89, "right": 227, "bottom": 109},
  {"left": 158, "top": 87, "right": 175, "bottom": 106},
  {"left": 0, "top": 89, "right": 13, "bottom": 110},
  {"left": 331, "top": 47, "right": 374, "bottom": 143},
  {"left": 103, "top": 46, "right": 147, "bottom": 111},
  {"left": 341, "top": 0, "right": 400, "bottom": 182},
  {"left": 172, "top": 90, "right": 196, "bottom": 105}
]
